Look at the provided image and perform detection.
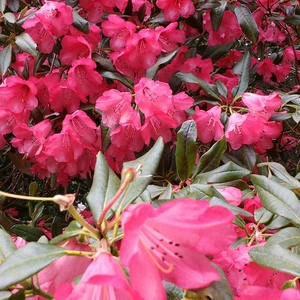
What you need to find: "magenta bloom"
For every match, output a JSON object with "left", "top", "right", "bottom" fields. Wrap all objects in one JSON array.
[
  {"left": 156, "top": 0, "right": 195, "bottom": 22},
  {"left": 55, "top": 252, "right": 140, "bottom": 300},
  {"left": 120, "top": 199, "right": 236, "bottom": 299},
  {"left": 191, "top": 106, "right": 224, "bottom": 144}
]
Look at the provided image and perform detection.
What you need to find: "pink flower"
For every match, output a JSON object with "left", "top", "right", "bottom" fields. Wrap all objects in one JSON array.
[
  {"left": 35, "top": 1, "right": 73, "bottom": 37},
  {"left": 225, "top": 113, "right": 263, "bottom": 150},
  {"left": 120, "top": 199, "right": 236, "bottom": 299},
  {"left": 242, "top": 92, "right": 282, "bottom": 120},
  {"left": 0, "top": 76, "right": 38, "bottom": 114},
  {"left": 156, "top": 0, "right": 195, "bottom": 22},
  {"left": 256, "top": 58, "right": 276, "bottom": 82},
  {"left": 155, "top": 22, "right": 185, "bottom": 53},
  {"left": 191, "top": 106, "right": 224, "bottom": 144},
  {"left": 95, "top": 89, "right": 134, "bottom": 127},
  {"left": 67, "top": 58, "right": 103, "bottom": 99},
  {"left": 102, "top": 14, "right": 136, "bottom": 51},
  {"left": 55, "top": 252, "right": 140, "bottom": 300},
  {"left": 217, "top": 187, "right": 243, "bottom": 206},
  {"left": 280, "top": 134, "right": 297, "bottom": 150}
]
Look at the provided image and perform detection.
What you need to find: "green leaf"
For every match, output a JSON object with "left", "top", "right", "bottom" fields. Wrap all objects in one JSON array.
[
  {"left": 249, "top": 244, "right": 300, "bottom": 277},
  {"left": 50, "top": 221, "right": 82, "bottom": 245},
  {"left": 176, "top": 120, "right": 197, "bottom": 182},
  {"left": 3, "top": 12, "right": 16, "bottom": 23},
  {"left": 210, "top": 197, "right": 253, "bottom": 217},
  {"left": 99, "top": 70, "right": 133, "bottom": 89},
  {"left": 0, "top": 44, "right": 12, "bottom": 76},
  {"left": 232, "top": 51, "right": 251, "bottom": 98},
  {"left": 234, "top": 5, "right": 259, "bottom": 43},
  {"left": 72, "top": 11, "right": 89, "bottom": 33},
  {"left": 210, "top": 0, "right": 227, "bottom": 31},
  {"left": 257, "top": 162, "right": 300, "bottom": 190},
  {"left": 176, "top": 72, "right": 222, "bottom": 101},
  {"left": 0, "top": 229, "right": 16, "bottom": 262},
  {"left": 121, "top": 137, "right": 164, "bottom": 206},
  {"left": 202, "top": 41, "right": 237, "bottom": 62},
  {"left": 0, "top": 243, "right": 67, "bottom": 290},
  {"left": 146, "top": 48, "right": 179, "bottom": 79},
  {"left": 195, "top": 161, "right": 250, "bottom": 184},
  {"left": 251, "top": 174, "right": 300, "bottom": 226},
  {"left": 15, "top": 33, "right": 37, "bottom": 57},
  {"left": 12, "top": 225, "right": 44, "bottom": 242},
  {"left": 192, "top": 136, "right": 227, "bottom": 177},
  {"left": 267, "top": 227, "right": 300, "bottom": 248},
  {"left": 0, "top": 291, "right": 11, "bottom": 300},
  {"left": 7, "top": 152, "right": 32, "bottom": 176},
  {"left": 284, "top": 15, "right": 300, "bottom": 26},
  {"left": 215, "top": 80, "right": 228, "bottom": 99},
  {"left": 86, "top": 152, "right": 121, "bottom": 222},
  {"left": 254, "top": 207, "right": 273, "bottom": 224},
  {"left": 0, "top": 0, "right": 5, "bottom": 13},
  {"left": 267, "top": 215, "right": 291, "bottom": 230},
  {"left": 93, "top": 53, "right": 116, "bottom": 72}
]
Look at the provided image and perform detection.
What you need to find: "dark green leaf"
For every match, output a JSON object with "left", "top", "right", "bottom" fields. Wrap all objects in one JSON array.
[
  {"left": 50, "top": 221, "right": 82, "bottom": 245},
  {"left": 15, "top": 33, "right": 37, "bottom": 57},
  {"left": 146, "top": 48, "right": 179, "bottom": 79},
  {"left": 254, "top": 207, "right": 273, "bottom": 224},
  {"left": 210, "top": 0, "right": 227, "bottom": 31},
  {"left": 232, "top": 51, "right": 251, "bottom": 98},
  {"left": 176, "top": 72, "right": 222, "bottom": 101},
  {"left": 86, "top": 152, "right": 121, "bottom": 222},
  {"left": 210, "top": 197, "right": 253, "bottom": 217},
  {"left": 8, "top": 152, "right": 32, "bottom": 176},
  {"left": 0, "top": 243, "right": 67, "bottom": 290},
  {"left": 251, "top": 174, "right": 300, "bottom": 226},
  {"left": 176, "top": 120, "right": 197, "bottom": 182},
  {"left": 195, "top": 161, "right": 250, "bottom": 184},
  {"left": 93, "top": 53, "right": 116, "bottom": 72},
  {"left": 202, "top": 41, "right": 237, "bottom": 62},
  {"left": 33, "top": 52, "right": 47, "bottom": 75},
  {"left": 12, "top": 225, "right": 44, "bottom": 242},
  {"left": 284, "top": 15, "right": 300, "bottom": 25},
  {"left": 99, "top": 70, "right": 133, "bottom": 89},
  {"left": 0, "top": 44, "right": 12, "bottom": 76},
  {"left": 270, "top": 112, "right": 292, "bottom": 122},
  {"left": 0, "top": 211, "right": 15, "bottom": 234},
  {"left": 192, "top": 136, "right": 227, "bottom": 177},
  {"left": 249, "top": 244, "right": 300, "bottom": 277},
  {"left": 0, "top": 229, "right": 16, "bottom": 261},
  {"left": 267, "top": 227, "right": 300, "bottom": 248},
  {"left": 121, "top": 137, "right": 164, "bottom": 206},
  {"left": 72, "top": 11, "right": 90, "bottom": 33},
  {"left": 234, "top": 5, "right": 259, "bottom": 43},
  {"left": 215, "top": 80, "right": 228, "bottom": 99}
]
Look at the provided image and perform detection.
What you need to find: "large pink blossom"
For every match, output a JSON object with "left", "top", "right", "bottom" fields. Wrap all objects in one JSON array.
[{"left": 120, "top": 199, "right": 236, "bottom": 299}]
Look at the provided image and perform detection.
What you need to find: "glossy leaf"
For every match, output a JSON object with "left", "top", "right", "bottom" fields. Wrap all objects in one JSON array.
[
  {"left": 0, "top": 44, "right": 12, "bottom": 76},
  {"left": 50, "top": 221, "right": 82, "bottom": 245},
  {"left": 72, "top": 11, "right": 89, "bottom": 33},
  {"left": 86, "top": 152, "right": 121, "bottom": 222},
  {"left": 267, "top": 227, "right": 300, "bottom": 248},
  {"left": 176, "top": 72, "right": 222, "bottom": 101},
  {"left": 146, "top": 48, "right": 179, "bottom": 79},
  {"left": 121, "top": 137, "right": 164, "bottom": 206},
  {"left": 215, "top": 80, "right": 228, "bottom": 99},
  {"left": 192, "top": 136, "right": 227, "bottom": 177},
  {"left": 234, "top": 5, "right": 259, "bottom": 43},
  {"left": 176, "top": 120, "right": 197, "bottom": 182},
  {"left": 12, "top": 225, "right": 45, "bottom": 242},
  {"left": 15, "top": 33, "right": 37, "bottom": 57},
  {"left": 99, "top": 70, "right": 133, "bottom": 89},
  {"left": 251, "top": 174, "right": 300, "bottom": 226},
  {"left": 202, "top": 41, "right": 237, "bottom": 62},
  {"left": 0, "top": 229, "right": 16, "bottom": 261},
  {"left": 210, "top": 0, "right": 227, "bottom": 31},
  {"left": 232, "top": 51, "right": 251, "bottom": 98},
  {"left": 195, "top": 161, "right": 250, "bottom": 184},
  {"left": 0, "top": 243, "right": 67, "bottom": 290},
  {"left": 249, "top": 244, "right": 300, "bottom": 277}
]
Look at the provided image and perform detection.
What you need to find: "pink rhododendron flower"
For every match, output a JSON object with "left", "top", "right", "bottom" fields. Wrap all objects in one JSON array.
[
  {"left": 280, "top": 134, "right": 297, "bottom": 150},
  {"left": 273, "top": 64, "right": 291, "bottom": 83},
  {"left": 59, "top": 36, "right": 92, "bottom": 65},
  {"left": 0, "top": 76, "right": 38, "bottom": 114},
  {"left": 225, "top": 113, "right": 263, "bottom": 150},
  {"left": 120, "top": 199, "right": 236, "bottom": 299},
  {"left": 155, "top": 22, "right": 185, "bottom": 53},
  {"left": 96, "top": 89, "right": 134, "bottom": 126},
  {"left": 191, "top": 106, "right": 224, "bottom": 144},
  {"left": 102, "top": 14, "right": 136, "bottom": 51},
  {"left": 35, "top": 1, "right": 73, "bottom": 37},
  {"left": 242, "top": 92, "right": 282, "bottom": 120},
  {"left": 235, "top": 286, "right": 300, "bottom": 300},
  {"left": 256, "top": 58, "right": 276, "bottom": 82},
  {"left": 156, "top": 0, "right": 195, "bottom": 22},
  {"left": 67, "top": 58, "right": 103, "bottom": 99},
  {"left": 217, "top": 187, "right": 243, "bottom": 206},
  {"left": 0, "top": 108, "right": 16, "bottom": 147},
  {"left": 216, "top": 50, "right": 243, "bottom": 69},
  {"left": 55, "top": 252, "right": 140, "bottom": 300}
]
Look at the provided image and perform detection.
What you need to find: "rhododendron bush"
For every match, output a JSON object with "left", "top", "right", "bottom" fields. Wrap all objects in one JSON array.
[{"left": 2, "top": 0, "right": 300, "bottom": 299}]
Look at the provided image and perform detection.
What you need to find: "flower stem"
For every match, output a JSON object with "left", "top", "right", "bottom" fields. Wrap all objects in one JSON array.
[{"left": 0, "top": 190, "right": 56, "bottom": 201}]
